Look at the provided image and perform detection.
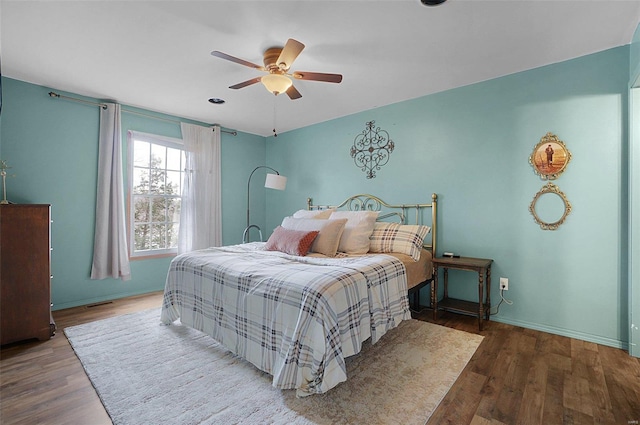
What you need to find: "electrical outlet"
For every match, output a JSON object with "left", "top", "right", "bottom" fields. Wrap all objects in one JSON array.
[{"left": 500, "top": 277, "right": 509, "bottom": 291}]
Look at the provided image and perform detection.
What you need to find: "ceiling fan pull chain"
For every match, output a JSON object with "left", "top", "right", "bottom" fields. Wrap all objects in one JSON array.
[{"left": 273, "top": 99, "right": 278, "bottom": 137}]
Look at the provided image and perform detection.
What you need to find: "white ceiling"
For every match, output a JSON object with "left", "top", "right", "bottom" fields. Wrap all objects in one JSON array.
[{"left": 2, "top": 1, "right": 640, "bottom": 137}]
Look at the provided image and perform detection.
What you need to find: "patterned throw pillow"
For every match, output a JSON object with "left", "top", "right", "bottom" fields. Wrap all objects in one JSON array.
[
  {"left": 264, "top": 226, "right": 319, "bottom": 256},
  {"left": 368, "top": 222, "right": 431, "bottom": 261}
]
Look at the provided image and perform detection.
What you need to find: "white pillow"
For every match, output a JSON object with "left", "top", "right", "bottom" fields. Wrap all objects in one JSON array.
[
  {"left": 329, "top": 211, "right": 379, "bottom": 255},
  {"left": 291, "top": 209, "right": 335, "bottom": 219},
  {"left": 280, "top": 217, "right": 348, "bottom": 257}
]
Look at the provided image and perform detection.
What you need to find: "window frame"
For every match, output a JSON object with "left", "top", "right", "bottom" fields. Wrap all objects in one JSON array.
[{"left": 127, "top": 130, "right": 185, "bottom": 259}]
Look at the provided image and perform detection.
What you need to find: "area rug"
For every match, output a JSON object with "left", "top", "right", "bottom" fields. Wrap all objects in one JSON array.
[{"left": 65, "top": 309, "right": 483, "bottom": 425}]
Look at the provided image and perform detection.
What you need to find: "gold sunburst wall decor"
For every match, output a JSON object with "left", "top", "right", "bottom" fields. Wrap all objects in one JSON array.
[{"left": 350, "top": 121, "right": 394, "bottom": 179}]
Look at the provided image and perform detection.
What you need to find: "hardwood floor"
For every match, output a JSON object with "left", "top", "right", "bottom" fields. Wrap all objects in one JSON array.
[
  {"left": 1, "top": 292, "right": 163, "bottom": 425},
  {"left": 1, "top": 292, "right": 639, "bottom": 425},
  {"left": 414, "top": 310, "right": 640, "bottom": 425}
]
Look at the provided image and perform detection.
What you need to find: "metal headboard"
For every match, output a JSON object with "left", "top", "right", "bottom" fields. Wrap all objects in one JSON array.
[{"left": 306, "top": 193, "right": 438, "bottom": 257}]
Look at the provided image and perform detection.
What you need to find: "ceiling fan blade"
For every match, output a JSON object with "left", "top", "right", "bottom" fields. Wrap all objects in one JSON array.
[
  {"left": 286, "top": 85, "right": 302, "bottom": 100},
  {"left": 211, "top": 51, "right": 265, "bottom": 70},
  {"left": 292, "top": 71, "right": 343, "bottom": 83},
  {"left": 276, "top": 39, "right": 305, "bottom": 71},
  {"left": 229, "top": 77, "right": 262, "bottom": 90}
]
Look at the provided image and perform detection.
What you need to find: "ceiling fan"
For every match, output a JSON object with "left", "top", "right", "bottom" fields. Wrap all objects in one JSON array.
[{"left": 211, "top": 38, "right": 343, "bottom": 100}]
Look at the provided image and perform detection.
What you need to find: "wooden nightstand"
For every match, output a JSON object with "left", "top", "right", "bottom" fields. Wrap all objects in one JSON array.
[{"left": 431, "top": 256, "right": 493, "bottom": 331}]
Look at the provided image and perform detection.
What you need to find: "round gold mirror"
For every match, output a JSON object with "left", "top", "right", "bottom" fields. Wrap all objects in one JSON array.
[{"left": 529, "top": 182, "right": 572, "bottom": 230}]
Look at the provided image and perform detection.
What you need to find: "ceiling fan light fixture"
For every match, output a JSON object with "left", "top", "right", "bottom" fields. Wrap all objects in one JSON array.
[{"left": 261, "top": 74, "right": 292, "bottom": 96}]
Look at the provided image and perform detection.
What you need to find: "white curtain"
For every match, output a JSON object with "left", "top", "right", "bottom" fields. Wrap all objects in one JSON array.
[
  {"left": 178, "top": 123, "right": 222, "bottom": 253},
  {"left": 91, "top": 103, "right": 131, "bottom": 280}
]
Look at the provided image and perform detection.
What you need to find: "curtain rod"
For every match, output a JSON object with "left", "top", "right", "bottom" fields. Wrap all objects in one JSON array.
[{"left": 48, "top": 91, "right": 237, "bottom": 136}]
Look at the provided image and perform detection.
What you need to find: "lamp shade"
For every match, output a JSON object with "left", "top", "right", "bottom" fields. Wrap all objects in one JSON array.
[
  {"left": 264, "top": 173, "right": 287, "bottom": 191},
  {"left": 261, "top": 74, "right": 293, "bottom": 95}
]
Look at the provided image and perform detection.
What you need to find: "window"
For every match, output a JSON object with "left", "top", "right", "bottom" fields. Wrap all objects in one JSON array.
[{"left": 128, "top": 131, "right": 185, "bottom": 257}]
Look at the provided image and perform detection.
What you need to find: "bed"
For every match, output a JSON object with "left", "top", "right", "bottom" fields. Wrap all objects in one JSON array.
[{"left": 161, "top": 193, "right": 438, "bottom": 397}]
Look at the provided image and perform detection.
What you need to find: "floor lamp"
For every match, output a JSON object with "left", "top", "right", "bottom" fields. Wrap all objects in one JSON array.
[{"left": 243, "top": 166, "right": 287, "bottom": 243}]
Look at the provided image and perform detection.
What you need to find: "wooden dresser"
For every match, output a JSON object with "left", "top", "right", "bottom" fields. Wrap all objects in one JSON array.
[{"left": 1, "top": 204, "right": 56, "bottom": 345}]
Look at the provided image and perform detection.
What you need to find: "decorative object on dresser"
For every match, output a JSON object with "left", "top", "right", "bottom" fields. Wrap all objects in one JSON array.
[
  {"left": 0, "top": 204, "right": 56, "bottom": 345},
  {"left": 242, "top": 165, "right": 287, "bottom": 243},
  {"left": 0, "top": 159, "right": 12, "bottom": 204},
  {"left": 350, "top": 120, "right": 395, "bottom": 179}
]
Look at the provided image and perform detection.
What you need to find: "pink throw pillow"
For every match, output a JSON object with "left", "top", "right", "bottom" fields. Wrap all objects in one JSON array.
[{"left": 264, "top": 226, "right": 319, "bottom": 256}]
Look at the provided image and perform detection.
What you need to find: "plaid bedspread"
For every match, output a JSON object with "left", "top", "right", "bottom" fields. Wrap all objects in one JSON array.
[{"left": 160, "top": 242, "right": 410, "bottom": 397}]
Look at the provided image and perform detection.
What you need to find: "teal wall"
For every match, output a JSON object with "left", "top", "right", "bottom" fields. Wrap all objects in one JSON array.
[
  {"left": 0, "top": 78, "right": 265, "bottom": 309},
  {"left": 1, "top": 43, "right": 634, "bottom": 350},
  {"left": 267, "top": 46, "right": 631, "bottom": 349}
]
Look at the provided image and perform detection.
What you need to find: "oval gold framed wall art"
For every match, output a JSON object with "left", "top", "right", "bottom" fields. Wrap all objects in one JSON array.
[{"left": 529, "top": 132, "right": 572, "bottom": 180}]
